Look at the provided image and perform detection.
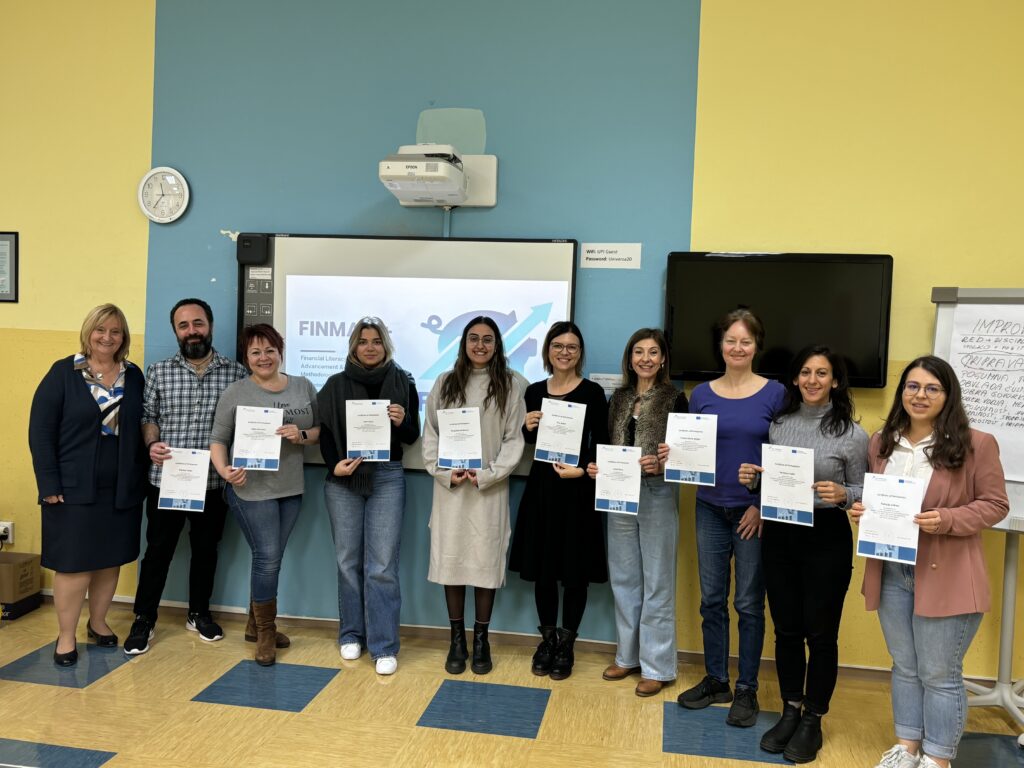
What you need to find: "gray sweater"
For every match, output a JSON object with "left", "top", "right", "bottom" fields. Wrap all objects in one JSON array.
[
  {"left": 767, "top": 403, "right": 869, "bottom": 510},
  {"left": 210, "top": 375, "right": 319, "bottom": 501}
]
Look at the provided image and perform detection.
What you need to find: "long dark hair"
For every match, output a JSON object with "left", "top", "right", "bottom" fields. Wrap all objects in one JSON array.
[
  {"left": 438, "top": 316, "right": 514, "bottom": 416},
  {"left": 775, "top": 345, "right": 857, "bottom": 436},
  {"left": 619, "top": 328, "right": 671, "bottom": 388},
  {"left": 877, "top": 355, "right": 971, "bottom": 469}
]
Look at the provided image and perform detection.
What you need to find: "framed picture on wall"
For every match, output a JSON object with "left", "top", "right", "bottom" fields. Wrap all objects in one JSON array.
[{"left": 0, "top": 232, "right": 18, "bottom": 302}]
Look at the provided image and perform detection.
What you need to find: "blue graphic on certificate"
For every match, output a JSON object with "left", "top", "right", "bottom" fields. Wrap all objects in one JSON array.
[
  {"left": 594, "top": 444, "right": 641, "bottom": 515},
  {"left": 857, "top": 473, "right": 925, "bottom": 565}
]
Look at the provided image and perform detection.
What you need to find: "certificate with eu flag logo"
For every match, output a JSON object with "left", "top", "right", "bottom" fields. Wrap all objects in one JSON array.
[
  {"left": 594, "top": 444, "right": 641, "bottom": 515},
  {"left": 158, "top": 448, "right": 210, "bottom": 511},
  {"left": 857, "top": 473, "right": 925, "bottom": 565},
  {"left": 664, "top": 413, "right": 717, "bottom": 485},
  {"left": 534, "top": 398, "right": 586, "bottom": 466}
]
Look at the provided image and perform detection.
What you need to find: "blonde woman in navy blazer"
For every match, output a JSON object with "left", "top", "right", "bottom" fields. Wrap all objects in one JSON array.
[{"left": 29, "top": 304, "right": 147, "bottom": 666}]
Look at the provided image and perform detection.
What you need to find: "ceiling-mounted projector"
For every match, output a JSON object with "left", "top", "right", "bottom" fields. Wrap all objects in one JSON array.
[{"left": 379, "top": 143, "right": 497, "bottom": 208}]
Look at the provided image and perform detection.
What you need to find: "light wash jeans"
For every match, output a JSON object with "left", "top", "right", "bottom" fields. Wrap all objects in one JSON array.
[
  {"left": 694, "top": 498, "right": 766, "bottom": 691},
  {"left": 226, "top": 486, "right": 302, "bottom": 603},
  {"left": 877, "top": 562, "right": 982, "bottom": 761},
  {"left": 324, "top": 462, "right": 405, "bottom": 659},
  {"left": 606, "top": 475, "right": 679, "bottom": 681}
]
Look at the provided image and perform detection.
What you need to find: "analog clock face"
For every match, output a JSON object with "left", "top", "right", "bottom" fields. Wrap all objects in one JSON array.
[{"left": 138, "top": 167, "right": 190, "bottom": 223}]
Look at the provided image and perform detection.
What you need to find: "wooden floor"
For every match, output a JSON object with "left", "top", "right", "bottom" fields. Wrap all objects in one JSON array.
[{"left": 0, "top": 604, "right": 1019, "bottom": 767}]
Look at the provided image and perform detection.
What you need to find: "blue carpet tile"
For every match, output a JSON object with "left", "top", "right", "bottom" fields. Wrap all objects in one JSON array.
[
  {"left": 957, "top": 731, "right": 1024, "bottom": 767},
  {"left": 191, "top": 660, "right": 338, "bottom": 712},
  {"left": 417, "top": 679, "right": 551, "bottom": 739},
  {"left": 0, "top": 737, "right": 115, "bottom": 768},
  {"left": 663, "top": 703, "right": 792, "bottom": 764},
  {"left": 0, "top": 643, "right": 132, "bottom": 689}
]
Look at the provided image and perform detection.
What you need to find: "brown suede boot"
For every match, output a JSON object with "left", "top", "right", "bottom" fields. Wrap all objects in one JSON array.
[
  {"left": 245, "top": 601, "right": 290, "bottom": 648},
  {"left": 252, "top": 599, "right": 278, "bottom": 666}
]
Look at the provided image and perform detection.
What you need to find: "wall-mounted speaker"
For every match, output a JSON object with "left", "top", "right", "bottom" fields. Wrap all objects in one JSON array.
[{"left": 236, "top": 233, "right": 269, "bottom": 265}]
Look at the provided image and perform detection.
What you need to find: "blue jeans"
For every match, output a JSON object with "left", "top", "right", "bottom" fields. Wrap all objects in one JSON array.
[
  {"left": 877, "top": 562, "right": 982, "bottom": 761},
  {"left": 606, "top": 475, "right": 679, "bottom": 681},
  {"left": 695, "top": 499, "right": 765, "bottom": 691},
  {"left": 324, "top": 462, "right": 405, "bottom": 659},
  {"left": 226, "top": 486, "right": 302, "bottom": 604}
]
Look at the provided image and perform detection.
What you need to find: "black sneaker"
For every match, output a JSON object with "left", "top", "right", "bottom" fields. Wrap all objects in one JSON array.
[
  {"left": 186, "top": 612, "right": 224, "bottom": 642},
  {"left": 727, "top": 687, "right": 760, "bottom": 727},
  {"left": 677, "top": 675, "right": 733, "bottom": 709},
  {"left": 124, "top": 615, "right": 154, "bottom": 656}
]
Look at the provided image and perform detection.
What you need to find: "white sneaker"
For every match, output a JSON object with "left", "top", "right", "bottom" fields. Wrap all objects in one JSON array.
[
  {"left": 874, "top": 745, "right": 921, "bottom": 768},
  {"left": 340, "top": 642, "right": 362, "bottom": 660},
  {"left": 375, "top": 656, "right": 398, "bottom": 675},
  {"left": 917, "top": 757, "right": 942, "bottom": 768}
]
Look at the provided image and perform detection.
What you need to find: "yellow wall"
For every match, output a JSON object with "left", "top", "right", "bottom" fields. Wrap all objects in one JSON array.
[
  {"left": 688, "top": 1, "right": 1024, "bottom": 675},
  {"left": 0, "top": 1, "right": 155, "bottom": 594}
]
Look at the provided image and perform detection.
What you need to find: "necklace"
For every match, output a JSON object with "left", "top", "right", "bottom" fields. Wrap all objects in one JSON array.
[{"left": 190, "top": 352, "right": 214, "bottom": 375}]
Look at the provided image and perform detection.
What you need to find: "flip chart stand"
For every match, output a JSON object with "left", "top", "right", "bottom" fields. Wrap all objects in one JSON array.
[
  {"left": 963, "top": 531, "right": 1024, "bottom": 746},
  {"left": 932, "top": 287, "right": 1024, "bottom": 746}
]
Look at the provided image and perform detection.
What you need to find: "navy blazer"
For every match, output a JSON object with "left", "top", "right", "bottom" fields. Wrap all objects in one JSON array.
[{"left": 29, "top": 355, "right": 147, "bottom": 507}]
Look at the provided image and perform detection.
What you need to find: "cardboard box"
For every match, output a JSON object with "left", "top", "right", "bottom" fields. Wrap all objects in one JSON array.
[
  {"left": 1, "top": 591, "right": 42, "bottom": 620},
  {"left": 0, "top": 552, "right": 40, "bottom": 603}
]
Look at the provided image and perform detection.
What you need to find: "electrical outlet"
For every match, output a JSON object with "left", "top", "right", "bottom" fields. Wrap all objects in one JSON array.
[{"left": 0, "top": 521, "right": 13, "bottom": 545}]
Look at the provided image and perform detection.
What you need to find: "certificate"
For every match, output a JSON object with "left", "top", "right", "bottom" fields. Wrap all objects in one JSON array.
[
  {"left": 594, "top": 444, "right": 642, "bottom": 515},
  {"left": 664, "top": 413, "right": 717, "bottom": 485},
  {"left": 857, "top": 473, "right": 926, "bottom": 565},
  {"left": 436, "top": 407, "right": 483, "bottom": 469},
  {"left": 761, "top": 443, "right": 815, "bottom": 526},
  {"left": 345, "top": 400, "right": 391, "bottom": 461},
  {"left": 158, "top": 448, "right": 210, "bottom": 511},
  {"left": 232, "top": 406, "right": 284, "bottom": 470},
  {"left": 534, "top": 398, "right": 587, "bottom": 466}
]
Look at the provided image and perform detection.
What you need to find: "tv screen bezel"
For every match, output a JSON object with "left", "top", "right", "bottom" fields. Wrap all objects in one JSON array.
[{"left": 664, "top": 251, "right": 893, "bottom": 388}]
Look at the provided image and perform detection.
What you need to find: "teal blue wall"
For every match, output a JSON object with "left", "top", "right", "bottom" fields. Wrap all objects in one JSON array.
[{"left": 145, "top": 0, "right": 701, "bottom": 641}]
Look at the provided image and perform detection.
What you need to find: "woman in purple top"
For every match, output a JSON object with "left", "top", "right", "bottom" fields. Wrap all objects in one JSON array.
[{"left": 674, "top": 309, "right": 785, "bottom": 727}]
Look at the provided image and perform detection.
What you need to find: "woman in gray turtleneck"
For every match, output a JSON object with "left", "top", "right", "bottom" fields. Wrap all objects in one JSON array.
[{"left": 739, "top": 345, "right": 867, "bottom": 764}]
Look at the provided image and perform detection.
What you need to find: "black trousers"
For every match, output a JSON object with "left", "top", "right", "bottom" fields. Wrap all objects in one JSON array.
[
  {"left": 762, "top": 508, "right": 853, "bottom": 715},
  {"left": 133, "top": 483, "right": 228, "bottom": 621}
]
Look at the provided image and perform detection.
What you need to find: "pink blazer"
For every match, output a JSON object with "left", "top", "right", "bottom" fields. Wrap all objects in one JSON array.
[{"left": 861, "top": 429, "right": 1009, "bottom": 617}]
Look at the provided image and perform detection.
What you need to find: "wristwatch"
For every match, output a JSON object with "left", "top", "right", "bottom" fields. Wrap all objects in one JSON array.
[{"left": 300, "top": 430, "right": 309, "bottom": 441}]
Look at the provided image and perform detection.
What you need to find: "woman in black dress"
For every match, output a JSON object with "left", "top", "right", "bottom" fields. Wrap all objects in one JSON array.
[
  {"left": 509, "top": 321, "right": 608, "bottom": 679},
  {"left": 28, "top": 304, "right": 147, "bottom": 666}
]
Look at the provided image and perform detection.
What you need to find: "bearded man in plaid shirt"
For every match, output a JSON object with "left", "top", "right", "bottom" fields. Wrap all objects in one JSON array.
[{"left": 123, "top": 298, "right": 246, "bottom": 655}]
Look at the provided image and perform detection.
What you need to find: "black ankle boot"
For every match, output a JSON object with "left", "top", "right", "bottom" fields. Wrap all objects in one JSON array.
[
  {"left": 549, "top": 628, "right": 577, "bottom": 681},
  {"left": 445, "top": 619, "right": 468, "bottom": 674},
  {"left": 471, "top": 621, "right": 492, "bottom": 674},
  {"left": 532, "top": 626, "right": 557, "bottom": 676},
  {"left": 759, "top": 702, "right": 802, "bottom": 753},
  {"left": 783, "top": 711, "right": 823, "bottom": 764}
]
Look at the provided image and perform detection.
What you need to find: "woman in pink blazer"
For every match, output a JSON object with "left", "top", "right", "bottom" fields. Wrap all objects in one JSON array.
[{"left": 851, "top": 356, "right": 1008, "bottom": 768}]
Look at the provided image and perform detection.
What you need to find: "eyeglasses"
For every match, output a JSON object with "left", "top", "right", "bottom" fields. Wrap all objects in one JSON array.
[
  {"left": 467, "top": 334, "right": 496, "bottom": 346},
  {"left": 904, "top": 382, "right": 945, "bottom": 399},
  {"left": 359, "top": 316, "right": 383, "bottom": 326},
  {"left": 550, "top": 343, "right": 580, "bottom": 354}
]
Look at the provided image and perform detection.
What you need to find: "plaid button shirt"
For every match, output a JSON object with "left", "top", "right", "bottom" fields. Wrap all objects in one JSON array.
[{"left": 143, "top": 350, "right": 247, "bottom": 489}]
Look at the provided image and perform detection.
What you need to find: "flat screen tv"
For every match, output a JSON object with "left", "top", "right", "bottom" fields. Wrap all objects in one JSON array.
[{"left": 665, "top": 252, "right": 893, "bottom": 388}]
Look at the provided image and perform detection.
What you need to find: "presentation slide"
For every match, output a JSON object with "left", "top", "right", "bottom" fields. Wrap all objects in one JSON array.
[
  {"left": 286, "top": 274, "right": 569, "bottom": 399},
  {"left": 270, "top": 236, "right": 577, "bottom": 471}
]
